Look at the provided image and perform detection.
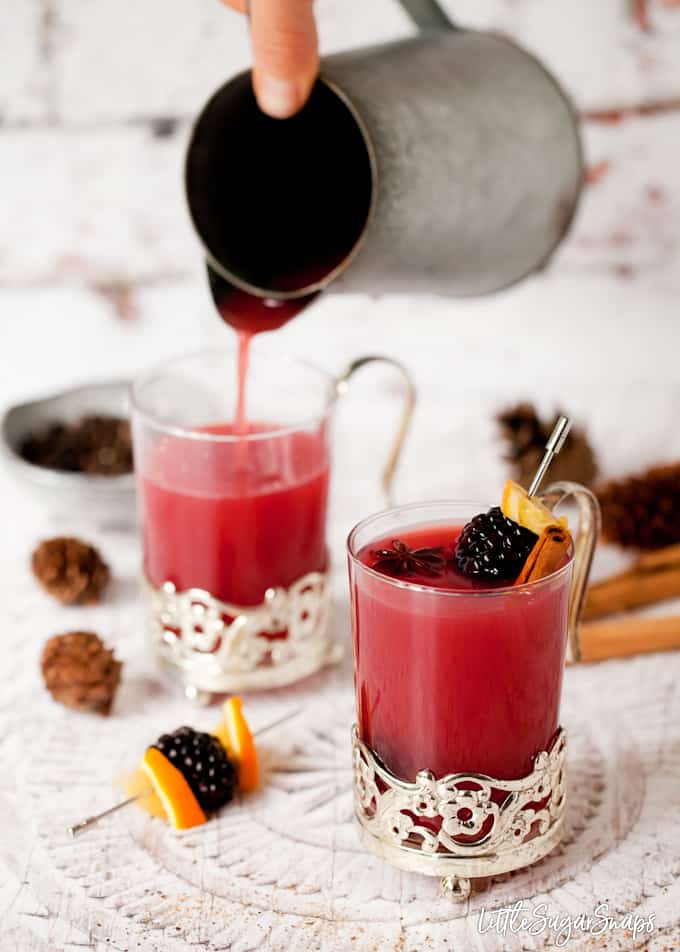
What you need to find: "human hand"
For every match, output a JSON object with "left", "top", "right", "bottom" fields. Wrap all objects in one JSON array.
[{"left": 220, "top": 0, "right": 319, "bottom": 118}]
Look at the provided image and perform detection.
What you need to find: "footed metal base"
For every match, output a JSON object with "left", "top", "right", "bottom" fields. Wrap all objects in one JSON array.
[
  {"left": 441, "top": 875, "right": 472, "bottom": 900},
  {"left": 146, "top": 568, "right": 341, "bottom": 694},
  {"left": 352, "top": 726, "right": 566, "bottom": 898}
]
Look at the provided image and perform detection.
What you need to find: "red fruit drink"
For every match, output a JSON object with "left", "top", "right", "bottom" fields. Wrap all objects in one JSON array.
[
  {"left": 141, "top": 421, "right": 330, "bottom": 607},
  {"left": 348, "top": 507, "right": 573, "bottom": 783}
]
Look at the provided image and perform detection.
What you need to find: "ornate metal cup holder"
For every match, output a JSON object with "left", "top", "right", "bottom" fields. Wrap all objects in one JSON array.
[
  {"left": 146, "top": 566, "right": 340, "bottom": 699},
  {"left": 352, "top": 726, "right": 567, "bottom": 899}
]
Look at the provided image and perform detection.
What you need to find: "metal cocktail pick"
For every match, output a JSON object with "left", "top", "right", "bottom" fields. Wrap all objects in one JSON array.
[
  {"left": 527, "top": 415, "right": 572, "bottom": 497},
  {"left": 67, "top": 706, "right": 303, "bottom": 838}
]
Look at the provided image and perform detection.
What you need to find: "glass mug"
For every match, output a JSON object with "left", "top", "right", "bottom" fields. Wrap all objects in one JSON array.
[
  {"left": 131, "top": 347, "right": 414, "bottom": 699},
  {"left": 347, "top": 489, "right": 599, "bottom": 897}
]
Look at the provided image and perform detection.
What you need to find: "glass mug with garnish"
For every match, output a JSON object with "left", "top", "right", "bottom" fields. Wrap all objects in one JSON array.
[
  {"left": 347, "top": 419, "right": 600, "bottom": 898},
  {"left": 131, "top": 346, "right": 414, "bottom": 700}
]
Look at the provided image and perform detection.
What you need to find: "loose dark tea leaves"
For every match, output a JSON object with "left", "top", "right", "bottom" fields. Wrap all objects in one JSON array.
[
  {"left": 370, "top": 539, "right": 449, "bottom": 578},
  {"left": 20, "top": 415, "right": 133, "bottom": 476}
]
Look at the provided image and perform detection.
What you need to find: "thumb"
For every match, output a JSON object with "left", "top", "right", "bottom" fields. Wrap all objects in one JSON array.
[{"left": 250, "top": 0, "right": 319, "bottom": 118}]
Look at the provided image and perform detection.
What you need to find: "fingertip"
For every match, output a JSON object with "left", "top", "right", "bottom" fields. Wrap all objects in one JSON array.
[
  {"left": 253, "top": 69, "right": 315, "bottom": 119},
  {"left": 249, "top": 0, "right": 318, "bottom": 118}
]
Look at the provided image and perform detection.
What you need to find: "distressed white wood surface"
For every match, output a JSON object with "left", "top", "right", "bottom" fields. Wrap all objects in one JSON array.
[{"left": 2, "top": 1, "right": 680, "bottom": 949}]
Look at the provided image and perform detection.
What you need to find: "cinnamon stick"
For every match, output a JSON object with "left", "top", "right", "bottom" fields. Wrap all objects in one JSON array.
[
  {"left": 583, "top": 543, "right": 680, "bottom": 620},
  {"left": 636, "top": 542, "right": 680, "bottom": 571},
  {"left": 579, "top": 615, "right": 680, "bottom": 662},
  {"left": 515, "top": 526, "right": 571, "bottom": 586}
]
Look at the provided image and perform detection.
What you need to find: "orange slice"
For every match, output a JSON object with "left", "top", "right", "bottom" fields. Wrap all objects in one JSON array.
[
  {"left": 501, "top": 480, "right": 567, "bottom": 536},
  {"left": 215, "top": 697, "right": 259, "bottom": 793},
  {"left": 141, "top": 747, "right": 206, "bottom": 829},
  {"left": 118, "top": 767, "right": 166, "bottom": 819}
]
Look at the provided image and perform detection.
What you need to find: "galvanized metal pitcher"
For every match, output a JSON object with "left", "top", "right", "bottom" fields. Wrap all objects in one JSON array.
[{"left": 186, "top": 0, "right": 583, "bottom": 299}]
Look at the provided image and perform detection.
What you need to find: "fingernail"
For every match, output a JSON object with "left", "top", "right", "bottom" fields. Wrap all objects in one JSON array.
[{"left": 256, "top": 75, "right": 305, "bottom": 119}]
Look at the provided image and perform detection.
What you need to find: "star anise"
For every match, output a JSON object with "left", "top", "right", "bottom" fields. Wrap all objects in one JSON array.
[{"left": 370, "top": 539, "right": 448, "bottom": 578}]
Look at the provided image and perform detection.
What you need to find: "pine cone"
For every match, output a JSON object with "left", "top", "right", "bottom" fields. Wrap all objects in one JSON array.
[
  {"left": 32, "top": 537, "right": 110, "bottom": 605},
  {"left": 497, "top": 403, "right": 598, "bottom": 488},
  {"left": 596, "top": 462, "right": 680, "bottom": 549},
  {"left": 41, "top": 631, "right": 122, "bottom": 715}
]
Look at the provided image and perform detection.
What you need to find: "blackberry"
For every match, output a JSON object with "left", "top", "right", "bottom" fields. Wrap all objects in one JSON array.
[
  {"left": 153, "top": 726, "right": 237, "bottom": 811},
  {"left": 455, "top": 507, "right": 537, "bottom": 583}
]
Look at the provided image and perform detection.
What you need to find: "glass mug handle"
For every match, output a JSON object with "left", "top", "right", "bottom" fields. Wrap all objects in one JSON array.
[
  {"left": 541, "top": 481, "right": 602, "bottom": 664},
  {"left": 334, "top": 356, "right": 417, "bottom": 506}
]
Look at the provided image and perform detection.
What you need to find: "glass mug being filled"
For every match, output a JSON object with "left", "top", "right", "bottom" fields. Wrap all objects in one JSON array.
[
  {"left": 131, "top": 346, "right": 414, "bottom": 699},
  {"left": 347, "top": 481, "right": 599, "bottom": 898}
]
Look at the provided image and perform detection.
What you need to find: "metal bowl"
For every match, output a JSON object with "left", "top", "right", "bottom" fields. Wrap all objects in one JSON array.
[{"left": 1, "top": 380, "right": 136, "bottom": 526}]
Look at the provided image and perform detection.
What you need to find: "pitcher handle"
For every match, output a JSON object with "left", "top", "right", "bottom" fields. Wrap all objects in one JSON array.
[
  {"left": 396, "top": 0, "right": 457, "bottom": 32},
  {"left": 541, "top": 481, "right": 601, "bottom": 665},
  {"left": 334, "top": 356, "right": 416, "bottom": 506}
]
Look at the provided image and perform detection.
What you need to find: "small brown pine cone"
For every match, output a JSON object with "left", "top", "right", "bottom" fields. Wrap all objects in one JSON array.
[
  {"left": 497, "top": 403, "right": 598, "bottom": 489},
  {"left": 32, "top": 537, "right": 110, "bottom": 605},
  {"left": 596, "top": 462, "right": 680, "bottom": 549},
  {"left": 41, "top": 631, "right": 122, "bottom": 716}
]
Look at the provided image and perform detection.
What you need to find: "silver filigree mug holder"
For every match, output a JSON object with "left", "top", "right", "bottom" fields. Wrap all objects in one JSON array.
[
  {"left": 352, "top": 727, "right": 567, "bottom": 900},
  {"left": 147, "top": 568, "right": 337, "bottom": 698},
  {"left": 136, "top": 353, "right": 416, "bottom": 701}
]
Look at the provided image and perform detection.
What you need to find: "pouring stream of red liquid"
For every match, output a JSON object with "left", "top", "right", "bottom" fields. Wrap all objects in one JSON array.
[{"left": 209, "top": 268, "right": 319, "bottom": 429}]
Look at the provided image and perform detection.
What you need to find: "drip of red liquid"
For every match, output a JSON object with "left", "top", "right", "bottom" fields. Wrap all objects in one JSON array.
[
  {"left": 234, "top": 329, "right": 252, "bottom": 434},
  {"left": 208, "top": 265, "right": 320, "bottom": 428}
]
